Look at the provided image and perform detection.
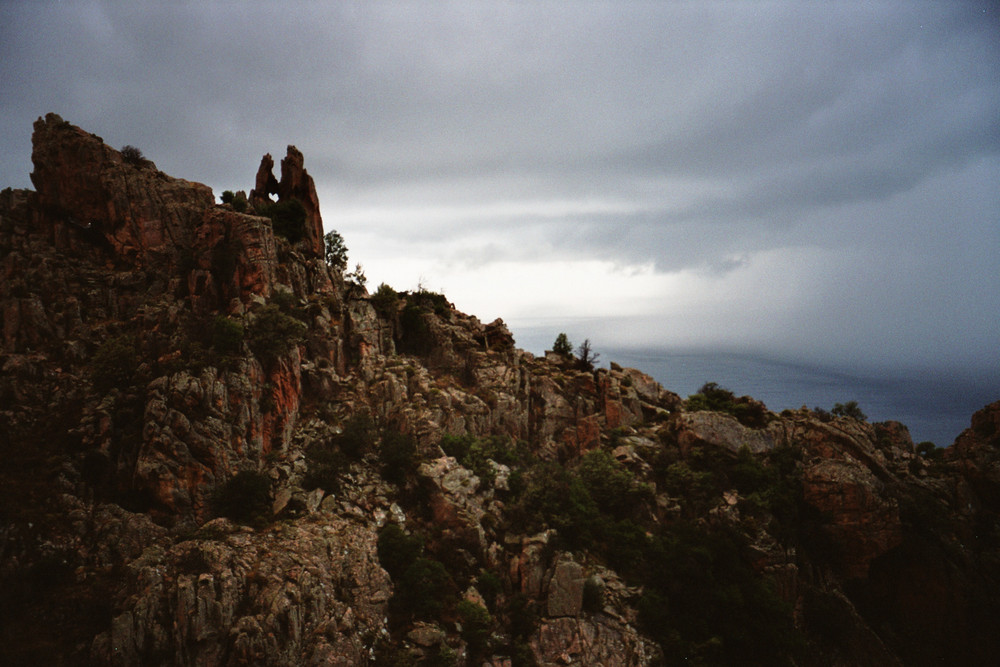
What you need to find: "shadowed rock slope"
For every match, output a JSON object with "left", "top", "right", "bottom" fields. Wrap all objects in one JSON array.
[{"left": 1, "top": 114, "right": 998, "bottom": 666}]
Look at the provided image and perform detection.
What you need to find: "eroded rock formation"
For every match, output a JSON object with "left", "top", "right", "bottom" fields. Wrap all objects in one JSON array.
[{"left": 1, "top": 116, "right": 998, "bottom": 666}]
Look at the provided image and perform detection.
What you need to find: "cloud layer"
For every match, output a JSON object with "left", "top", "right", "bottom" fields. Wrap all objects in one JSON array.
[{"left": 2, "top": 1, "right": 998, "bottom": 374}]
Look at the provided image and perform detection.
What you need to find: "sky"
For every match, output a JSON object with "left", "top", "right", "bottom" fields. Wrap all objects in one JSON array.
[{"left": 2, "top": 1, "right": 998, "bottom": 383}]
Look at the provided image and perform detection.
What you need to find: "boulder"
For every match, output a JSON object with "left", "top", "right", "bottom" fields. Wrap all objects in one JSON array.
[
  {"left": 675, "top": 410, "right": 777, "bottom": 455},
  {"left": 547, "top": 556, "right": 585, "bottom": 617}
]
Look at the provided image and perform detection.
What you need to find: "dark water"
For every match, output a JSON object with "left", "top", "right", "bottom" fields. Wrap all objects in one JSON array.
[{"left": 602, "top": 348, "right": 998, "bottom": 448}]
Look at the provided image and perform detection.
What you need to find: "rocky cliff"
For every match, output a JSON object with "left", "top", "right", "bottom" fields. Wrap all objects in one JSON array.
[{"left": 1, "top": 115, "right": 998, "bottom": 666}]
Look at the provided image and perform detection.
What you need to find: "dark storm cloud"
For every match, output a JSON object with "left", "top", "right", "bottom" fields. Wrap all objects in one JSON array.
[{"left": 1, "top": 1, "right": 997, "bottom": 373}]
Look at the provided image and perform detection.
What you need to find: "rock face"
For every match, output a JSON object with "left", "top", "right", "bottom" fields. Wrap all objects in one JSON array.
[
  {"left": 546, "top": 556, "right": 585, "bottom": 617},
  {"left": 801, "top": 457, "right": 902, "bottom": 579},
  {"left": 90, "top": 516, "right": 390, "bottom": 666},
  {"left": 249, "top": 146, "right": 325, "bottom": 259},
  {"left": 29, "top": 114, "right": 214, "bottom": 269},
  {"left": 1, "top": 116, "right": 999, "bottom": 666}
]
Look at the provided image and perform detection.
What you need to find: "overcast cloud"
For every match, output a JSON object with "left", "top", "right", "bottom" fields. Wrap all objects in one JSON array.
[{"left": 2, "top": 1, "right": 998, "bottom": 377}]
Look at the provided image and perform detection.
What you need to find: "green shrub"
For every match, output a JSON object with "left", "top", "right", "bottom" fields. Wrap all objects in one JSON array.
[
  {"left": 578, "top": 450, "right": 650, "bottom": 519},
  {"left": 248, "top": 304, "right": 307, "bottom": 363},
  {"left": 583, "top": 576, "right": 605, "bottom": 613},
  {"left": 399, "top": 303, "right": 434, "bottom": 355},
  {"left": 639, "top": 524, "right": 803, "bottom": 664},
  {"left": 731, "top": 400, "right": 769, "bottom": 428},
  {"left": 802, "top": 589, "right": 855, "bottom": 646},
  {"left": 211, "top": 315, "right": 244, "bottom": 357},
  {"left": 409, "top": 288, "right": 450, "bottom": 315},
  {"left": 221, "top": 190, "right": 248, "bottom": 212},
  {"left": 831, "top": 400, "right": 867, "bottom": 421},
  {"left": 371, "top": 282, "right": 400, "bottom": 317},
  {"left": 398, "top": 557, "right": 452, "bottom": 619},
  {"left": 440, "top": 434, "right": 532, "bottom": 488},
  {"left": 514, "top": 462, "right": 600, "bottom": 550},
  {"left": 303, "top": 440, "right": 347, "bottom": 492},
  {"left": 686, "top": 382, "right": 768, "bottom": 427},
  {"left": 91, "top": 333, "right": 139, "bottom": 390},
  {"left": 456, "top": 600, "right": 493, "bottom": 657},
  {"left": 602, "top": 519, "right": 650, "bottom": 576},
  {"left": 476, "top": 569, "right": 503, "bottom": 612},
  {"left": 503, "top": 593, "right": 538, "bottom": 640},
  {"left": 258, "top": 198, "right": 307, "bottom": 243},
  {"left": 269, "top": 289, "right": 304, "bottom": 318},
  {"left": 380, "top": 429, "right": 416, "bottom": 485},
  {"left": 324, "top": 230, "right": 348, "bottom": 270},
  {"left": 915, "top": 441, "right": 942, "bottom": 460},
  {"left": 660, "top": 459, "right": 718, "bottom": 508},
  {"left": 211, "top": 469, "right": 271, "bottom": 525},
  {"left": 686, "top": 382, "right": 736, "bottom": 412},
  {"left": 120, "top": 145, "right": 144, "bottom": 166},
  {"left": 377, "top": 524, "right": 424, "bottom": 579},
  {"left": 729, "top": 446, "right": 772, "bottom": 493},
  {"left": 440, "top": 433, "right": 474, "bottom": 461},
  {"left": 552, "top": 333, "right": 573, "bottom": 356},
  {"left": 337, "top": 413, "right": 376, "bottom": 459},
  {"left": 637, "top": 589, "right": 671, "bottom": 644}
]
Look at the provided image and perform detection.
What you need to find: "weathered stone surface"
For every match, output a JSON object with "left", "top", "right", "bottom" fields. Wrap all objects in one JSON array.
[
  {"left": 247, "top": 146, "right": 325, "bottom": 259},
  {"left": 3, "top": 116, "right": 1000, "bottom": 667},
  {"left": 513, "top": 532, "right": 555, "bottom": 598},
  {"left": 130, "top": 352, "right": 300, "bottom": 519},
  {"left": 417, "top": 456, "right": 487, "bottom": 550},
  {"left": 676, "top": 410, "right": 777, "bottom": 455},
  {"left": 407, "top": 622, "right": 446, "bottom": 647},
  {"left": 90, "top": 517, "right": 390, "bottom": 666},
  {"left": 547, "top": 556, "right": 585, "bottom": 617},
  {"left": 277, "top": 146, "right": 325, "bottom": 259},
  {"left": 248, "top": 153, "right": 278, "bottom": 206},
  {"left": 532, "top": 615, "right": 661, "bottom": 666},
  {"left": 30, "top": 113, "right": 214, "bottom": 269},
  {"left": 801, "top": 458, "right": 902, "bottom": 579}
]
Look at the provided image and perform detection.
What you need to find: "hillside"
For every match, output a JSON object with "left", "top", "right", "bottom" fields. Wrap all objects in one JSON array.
[{"left": 1, "top": 114, "right": 998, "bottom": 666}]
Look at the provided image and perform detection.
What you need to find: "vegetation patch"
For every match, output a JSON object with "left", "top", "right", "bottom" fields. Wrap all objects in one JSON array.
[
  {"left": 552, "top": 332, "right": 573, "bottom": 356},
  {"left": 380, "top": 428, "right": 417, "bottom": 485},
  {"left": 686, "top": 382, "right": 769, "bottom": 428},
  {"left": 377, "top": 524, "right": 455, "bottom": 620},
  {"left": 90, "top": 333, "right": 139, "bottom": 390},
  {"left": 456, "top": 600, "right": 493, "bottom": 658},
  {"left": 637, "top": 523, "right": 802, "bottom": 665},
  {"left": 211, "top": 469, "right": 271, "bottom": 526},
  {"left": 210, "top": 316, "right": 244, "bottom": 366},
  {"left": 371, "top": 282, "right": 400, "bottom": 318},
  {"left": 831, "top": 400, "right": 867, "bottom": 421},
  {"left": 248, "top": 304, "right": 307, "bottom": 363},
  {"left": 504, "top": 439, "right": 805, "bottom": 663},
  {"left": 220, "top": 190, "right": 248, "bottom": 212},
  {"left": 439, "top": 434, "right": 532, "bottom": 487},
  {"left": 323, "top": 230, "right": 348, "bottom": 270},
  {"left": 257, "top": 198, "right": 307, "bottom": 243},
  {"left": 303, "top": 414, "right": 376, "bottom": 492},
  {"left": 120, "top": 144, "right": 145, "bottom": 166}
]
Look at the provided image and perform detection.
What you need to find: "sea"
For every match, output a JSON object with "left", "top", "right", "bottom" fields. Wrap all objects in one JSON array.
[{"left": 512, "top": 330, "right": 998, "bottom": 447}]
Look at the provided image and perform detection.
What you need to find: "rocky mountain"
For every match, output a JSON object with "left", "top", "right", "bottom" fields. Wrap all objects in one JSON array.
[{"left": 1, "top": 114, "right": 998, "bottom": 666}]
